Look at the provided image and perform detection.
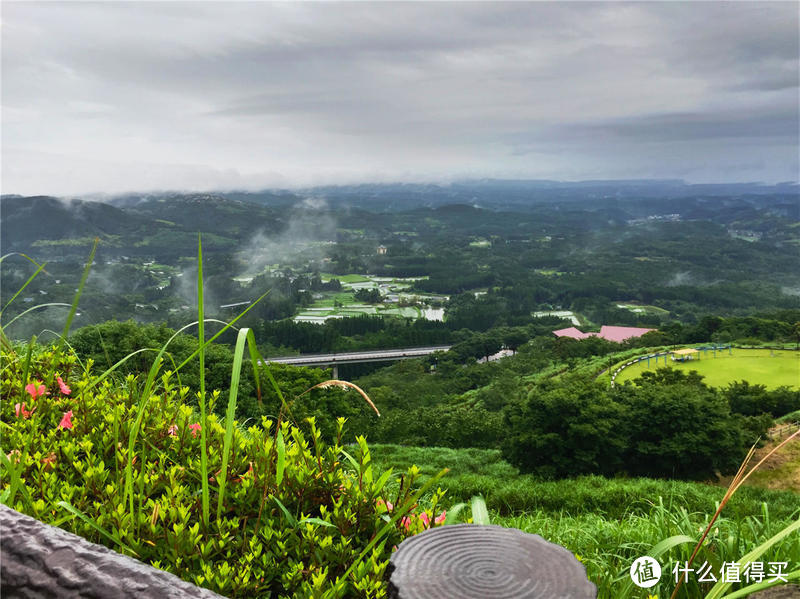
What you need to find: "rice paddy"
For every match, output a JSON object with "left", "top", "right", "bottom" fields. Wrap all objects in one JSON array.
[{"left": 295, "top": 273, "right": 447, "bottom": 323}]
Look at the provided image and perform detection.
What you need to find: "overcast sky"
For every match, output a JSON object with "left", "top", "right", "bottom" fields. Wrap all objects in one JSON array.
[{"left": 2, "top": 1, "right": 798, "bottom": 195}]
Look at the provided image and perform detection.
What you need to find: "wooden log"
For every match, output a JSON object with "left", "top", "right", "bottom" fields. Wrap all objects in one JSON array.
[
  {"left": 387, "top": 524, "right": 596, "bottom": 599},
  {"left": 0, "top": 505, "right": 226, "bottom": 599}
]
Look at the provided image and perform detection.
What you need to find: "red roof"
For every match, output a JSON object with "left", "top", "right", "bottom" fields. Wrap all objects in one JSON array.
[
  {"left": 597, "top": 325, "right": 655, "bottom": 342},
  {"left": 553, "top": 327, "right": 593, "bottom": 340},
  {"left": 553, "top": 325, "right": 655, "bottom": 342}
]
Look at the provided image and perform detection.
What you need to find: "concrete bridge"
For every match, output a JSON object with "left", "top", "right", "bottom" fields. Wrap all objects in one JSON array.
[{"left": 265, "top": 345, "right": 452, "bottom": 377}]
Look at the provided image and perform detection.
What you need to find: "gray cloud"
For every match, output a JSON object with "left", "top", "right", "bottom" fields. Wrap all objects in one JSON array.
[{"left": 1, "top": 1, "right": 797, "bottom": 195}]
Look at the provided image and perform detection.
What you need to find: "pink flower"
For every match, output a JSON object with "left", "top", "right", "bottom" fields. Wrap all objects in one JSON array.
[
  {"left": 376, "top": 498, "right": 394, "bottom": 512},
  {"left": 58, "top": 410, "right": 74, "bottom": 430},
  {"left": 419, "top": 512, "right": 430, "bottom": 527},
  {"left": 14, "top": 402, "right": 33, "bottom": 419},
  {"left": 56, "top": 376, "right": 71, "bottom": 395},
  {"left": 401, "top": 516, "right": 411, "bottom": 531},
  {"left": 435, "top": 510, "right": 446, "bottom": 525},
  {"left": 167, "top": 424, "right": 178, "bottom": 437},
  {"left": 188, "top": 422, "right": 201, "bottom": 438},
  {"left": 25, "top": 381, "right": 48, "bottom": 400}
]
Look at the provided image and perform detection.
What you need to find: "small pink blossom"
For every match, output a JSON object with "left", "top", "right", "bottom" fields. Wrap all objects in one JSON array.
[
  {"left": 25, "top": 381, "right": 48, "bottom": 400},
  {"left": 167, "top": 424, "right": 178, "bottom": 437},
  {"left": 56, "top": 376, "right": 71, "bottom": 395},
  {"left": 435, "top": 510, "right": 446, "bottom": 525},
  {"left": 58, "top": 410, "right": 74, "bottom": 430},
  {"left": 14, "top": 402, "right": 33, "bottom": 419},
  {"left": 376, "top": 498, "right": 394, "bottom": 512},
  {"left": 419, "top": 512, "right": 430, "bottom": 527},
  {"left": 401, "top": 516, "right": 411, "bottom": 531},
  {"left": 188, "top": 422, "right": 201, "bottom": 438}
]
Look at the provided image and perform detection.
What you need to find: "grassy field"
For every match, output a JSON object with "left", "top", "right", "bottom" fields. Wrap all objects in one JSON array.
[
  {"left": 614, "top": 348, "right": 799, "bottom": 389},
  {"left": 319, "top": 273, "right": 372, "bottom": 283},
  {"left": 615, "top": 302, "right": 670, "bottom": 315}
]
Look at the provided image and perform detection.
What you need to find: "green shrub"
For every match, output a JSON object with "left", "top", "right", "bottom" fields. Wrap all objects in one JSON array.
[
  {"left": 0, "top": 344, "right": 441, "bottom": 598},
  {"left": 501, "top": 372, "right": 767, "bottom": 480}
]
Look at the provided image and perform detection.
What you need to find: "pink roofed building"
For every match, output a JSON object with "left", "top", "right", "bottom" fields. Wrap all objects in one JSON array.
[
  {"left": 553, "top": 325, "right": 655, "bottom": 342},
  {"left": 552, "top": 327, "right": 592, "bottom": 340}
]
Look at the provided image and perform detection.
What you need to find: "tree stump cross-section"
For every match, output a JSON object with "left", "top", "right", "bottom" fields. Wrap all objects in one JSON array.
[{"left": 387, "top": 524, "right": 597, "bottom": 599}]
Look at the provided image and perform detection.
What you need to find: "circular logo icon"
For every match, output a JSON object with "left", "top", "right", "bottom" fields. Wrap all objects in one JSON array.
[{"left": 630, "top": 556, "right": 661, "bottom": 588}]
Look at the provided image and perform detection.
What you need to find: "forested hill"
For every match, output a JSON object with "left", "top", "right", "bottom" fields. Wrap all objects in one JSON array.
[
  {"left": 0, "top": 194, "right": 285, "bottom": 258},
  {"left": 0, "top": 196, "right": 157, "bottom": 249}
]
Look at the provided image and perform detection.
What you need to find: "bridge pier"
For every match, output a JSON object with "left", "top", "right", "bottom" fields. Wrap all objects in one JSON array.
[{"left": 332, "top": 365, "right": 338, "bottom": 379}]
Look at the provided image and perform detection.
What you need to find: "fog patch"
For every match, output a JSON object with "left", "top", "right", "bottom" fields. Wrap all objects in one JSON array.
[
  {"left": 664, "top": 271, "right": 697, "bottom": 287},
  {"left": 239, "top": 197, "right": 337, "bottom": 278}
]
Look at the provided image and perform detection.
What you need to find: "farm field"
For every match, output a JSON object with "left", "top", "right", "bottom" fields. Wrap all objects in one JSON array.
[
  {"left": 614, "top": 348, "right": 799, "bottom": 389},
  {"left": 295, "top": 273, "right": 447, "bottom": 323}
]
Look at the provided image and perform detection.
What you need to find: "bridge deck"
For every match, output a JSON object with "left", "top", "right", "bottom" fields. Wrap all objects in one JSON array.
[{"left": 265, "top": 346, "right": 451, "bottom": 367}]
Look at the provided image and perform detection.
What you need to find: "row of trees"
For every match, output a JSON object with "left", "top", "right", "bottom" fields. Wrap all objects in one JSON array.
[{"left": 501, "top": 370, "right": 789, "bottom": 480}]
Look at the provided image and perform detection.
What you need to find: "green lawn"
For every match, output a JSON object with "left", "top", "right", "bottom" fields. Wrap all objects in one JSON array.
[
  {"left": 615, "top": 348, "right": 799, "bottom": 389},
  {"left": 319, "top": 273, "right": 371, "bottom": 283}
]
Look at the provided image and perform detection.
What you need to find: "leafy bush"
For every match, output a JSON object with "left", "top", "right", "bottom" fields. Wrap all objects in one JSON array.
[
  {"left": 0, "top": 344, "right": 442, "bottom": 598},
  {"left": 502, "top": 372, "right": 767, "bottom": 480},
  {"left": 723, "top": 381, "right": 800, "bottom": 418}
]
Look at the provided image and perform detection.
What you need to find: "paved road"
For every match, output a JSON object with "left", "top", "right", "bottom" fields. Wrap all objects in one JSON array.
[{"left": 265, "top": 345, "right": 452, "bottom": 367}]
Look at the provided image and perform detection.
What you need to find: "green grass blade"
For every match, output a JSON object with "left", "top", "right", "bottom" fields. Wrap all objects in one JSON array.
[
  {"left": 297, "top": 518, "right": 339, "bottom": 530},
  {"left": 613, "top": 534, "right": 696, "bottom": 595},
  {"left": 0, "top": 449, "right": 33, "bottom": 509},
  {"left": 444, "top": 502, "right": 467, "bottom": 525},
  {"left": 273, "top": 496, "right": 298, "bottom": 527},
  {"left": 276, "top": 429, "right": 286, "bottom": 486},
  {"left": 0, "top": 252, "right": 45, "bottom": 266},
  {"left": 340, "top": 449, "right": 360, "bottom": 472},
  {"left": 197, "top": 234, "right": 209, "bottom": 528},
  {"left": 259, "top": 359, "right": 293, "bottom": 420},
  {"left": 171, "top": 295, "right": 269, "bottom": 372},
  {"left": 373, "top": 468, "right": 393, "bottom": 495},
  {"left": 216, "top": 327, "right": 252, "bottom": 520},
  {"left": 0, "top": 326, "right": 13, "bottom": 353},
  {"left": 471, "top": 495, "right": 490, "bottom": 525},
  {"left": 57, "top": 239, "right": 97, "bottom": 354},
  {"left": 718, "top": 570, "right": 800, "bottom": 599},
  {"left": 1, "top": 261, "right": 47, "bottom": 318},
  {"left": 705, "top": 518, "right": 800, "bottom": 599},
  {"left": 19, "top": 335, "right": 35, "bottom": 400},
  {"left": 299, "top": 517, "right": 339, "bottom": 529},
  {"left": 246, "top": 330, "right": 262, "bottom": 404},
  {"left": 4, "top": 303, "right": 72, "bottom": 329},
  {"left": 56, "top": 500, "right": 138, "bottom": 556}
]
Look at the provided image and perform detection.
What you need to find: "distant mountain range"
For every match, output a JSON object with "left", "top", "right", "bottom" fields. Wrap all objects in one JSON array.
[{"left": 2, "top": 179, "right": 796, "bottom": 258}]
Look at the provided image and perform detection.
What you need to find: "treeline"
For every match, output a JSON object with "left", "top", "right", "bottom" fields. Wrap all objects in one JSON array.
[
  {"left": 68, "top": 316, "right": 799, "bottom": 481},
  {"left": 257, "top": 316, "right": 456, "bottom": 354}
]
